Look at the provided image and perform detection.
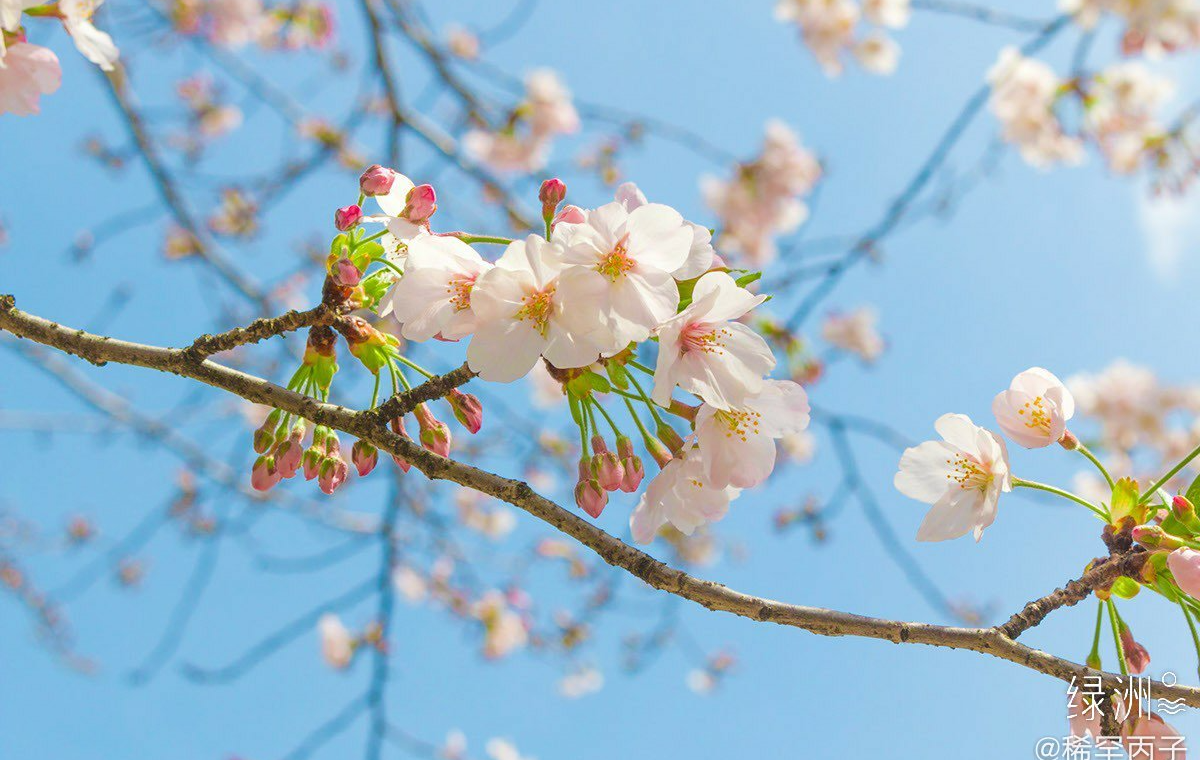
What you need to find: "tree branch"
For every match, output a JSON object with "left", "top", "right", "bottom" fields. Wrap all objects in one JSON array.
[{"left": 4, "top": 294, "right": 1200, "bottom": 706}]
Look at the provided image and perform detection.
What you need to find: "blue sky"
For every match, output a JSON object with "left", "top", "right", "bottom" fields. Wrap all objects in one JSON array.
[{"left": 3, "top": 0, "right": 1200, "bottom": 758}]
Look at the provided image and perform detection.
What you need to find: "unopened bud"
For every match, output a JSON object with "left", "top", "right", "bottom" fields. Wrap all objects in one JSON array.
[
  {"left": 251, "top": 454, "right": 281, "bottom": 492},
  {"left": 389, "top": 416, "right": 413, "bottom": 472},
  {"left": 302, "top": 446, "right": 322, "bottom": 480},
  {"left": 1086, "top": 651, "right": 1102, "bottom": 670},
  {"left": 274, "top": 428, "right": 305, "bottom": 479},
  {"left": 574, "top": 479, "right": 607, "bottom": 518},
  {"left": 1132, "top": 524, "right": 1186, "bottom": 549},
  {"left": 539, "top": 178, "right": 567, "bottom": 221},
  {"left": 616, "top": 435, "right": 635, "bottom": 460},
  {"left": 592, "top": 451, "right": 625, "bottom": 492},
  {"left": 331, "top": 256, "right": 361, "bottom": 287},
  {"left": 1174, "top": 495, "right": 1197, "bottom": 522},
  {"left": 415, "top": 404, "right": 451, "bottom": 457},
  {"left": 1057, "top": 430, "right": 1079, "bottom": 450},
  {"left": 253, "top": 426, "right": 276, "bottom": 454},
  {"left": 352, "top": 440, "right": 378, "bottom": 477},
  {"left": 448, "top": 390, "right": 483, "bottom": 434},
  {"left": 359, "top": 164, "right": 397, "bottom": 196},
  {"left": 318, "top": 456, "right": 349, "bottom": 495},
  {"left": 334, "top": 204, "right": 363, "bottom": 231},
  {"left": 402, "top": 184, "right": 437, "bottom": 224},
  {"left": 619, "top": 455, "right": 644, "bottom": 492},
  {"left": 1119, "top": 624, "right": 1151, "bottom": 675}
]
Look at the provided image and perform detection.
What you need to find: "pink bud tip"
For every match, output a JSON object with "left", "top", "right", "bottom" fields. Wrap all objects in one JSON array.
[
  {"left": 419, "top": 419, "right": 452, "bottom": 458},
  {"left": 332, "top": 256, "right": 362, "bottom": 287},
  {"left": 592, "top": 452, "right": 625, "bottom": 492},
  {"left": 574, "top": 479, "right": 608, "bottom": 518},
  {"left": 251, "top": 455, "right": 282, "bottom": 491},
  {"left": 403, "top": 184, "right": 437, "bottom": 224},
  {"left": 539, "top": 178, "right": 567, "bottom": 207},
  {"left": 553, "top": 205, "right": 585, "bottom": 226},
  {"left": 352, "top": 440, "right": 378, "bottom": 477},
  {"left": 335, "top": 204, "right": 363, "bottom": 231},
  {"left": 318, "top": 457, "right": 349, "bottom": 495},
  {"left": 359, "top": 164, "right": 397, "bottom": 196},
  {"left": 619, "top": 455, "right": 644, "bottom": 492},
  {"left": 448, "top": 390, "right": 483, "bottom": 434},
  {"left": 1174, "top": 495, "right": 1195, "bottom": 515}
]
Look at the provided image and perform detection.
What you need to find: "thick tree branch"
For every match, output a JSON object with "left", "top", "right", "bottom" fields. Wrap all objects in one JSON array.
[{"left": 4, "top": 294, "right": 1200, "bottom": 706}]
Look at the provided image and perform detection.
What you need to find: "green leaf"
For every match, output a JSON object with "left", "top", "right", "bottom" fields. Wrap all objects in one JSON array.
[
  {"left": 567, "top": 392, "right": 583, "bottom": 426},
  {"left": 1186, "top": 473, "right": 1200, "bottom": 510},
  {"left": 735, "top": 271, "right": 762, "bottom": 288},
  {"left": 605, "top": 362, "right": 630, "bottom": 390},
  {"left": 1110, "top": 576, "right": 1141, "bottom": 599},
  {"left": 583, "top": 371, "right": 611, "bottom": 394},
  {"left": 330, "top": 233, "right": 350, "bottom": 259}
]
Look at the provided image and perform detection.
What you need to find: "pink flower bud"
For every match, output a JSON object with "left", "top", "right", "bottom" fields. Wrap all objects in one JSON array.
[
  {"left": 323, "top": 430, "right": 342, "bottom": 458},
  {"left": 275, "top": 428, "right": 305, "bottom": 479},
  {"left": 334, "top": 204, "right": 363, "bottom": 231},
  {"left": 448, "top": 390, "right": 483, "bottom": 434},
  {"left": 419, "top": 421, "right": 452, "bottom": 458},
  {"left": 1119, "top": 625, "right": 1151, "bottom": 675},
  {"left": 402, "top": 184, "right": 437, "bottom": 224},
  {"left": 619, "top": 455, "right": 644, "bottom": 492},
  {"left": 553, "top": 205, "right": 585, "bottom": 226},
  {"left": 616, "top": 435, "right": 635, "bottom": 460},
  {"left": 352, "top": 440, "right": 378, "bottom": 477},
  {"left": 359, "top": 164, "right": 397, "bottom": 196},
  {"left": 1173, "top": 495, "right": 1196, "bottom": 522},
  {"left": 332, "top": 256, "right": 362, "bottom": 287},
  {"left": 251, "top": 454, "right": 282, "bottom": 491},
  {"left": 1168, "top": 547, "right": 1200, "bottom": 598},
  {"left": 539, "top": 178, "right": 566, "bottom": 210},
  {"left": 389, "top": 417, "right": 412, "bottom": 472},
  {"left": 574, "top": 479, "right": 607, "bottom": 518},
  {"left": 592, "top": 451, "right": 625, "bottom": 492},
  {"left": 1057, "top": 430, "right": 1079, "bottom": 450},
  {"left": 318, "top": 457, "right": 349, "bottom": 495}
]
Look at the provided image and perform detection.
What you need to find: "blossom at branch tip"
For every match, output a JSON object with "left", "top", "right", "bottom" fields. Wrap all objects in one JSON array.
[
  {"left": 987, "top": 48, "right": 1083, "bottom": 168},
  {"left": 381, "top": 234, "right": 492, "bottom": 342},
  {"left": 630, "top": 447, "right": 741, "bottom": 544},
  {"left": 695, "top": 379, "right": 811, "bottom": 489},
  {"left": 651, "top": 270, "right": 774, "bottom": 411},
  {"left": 894, "top": 413, "right": 1012, "bottom": 542},
  {"left": 0, "top": 42, "right": 61, "bottom": 116},
  {"left": 991, "top": 367, "right": 1075, "bottom": 449},
  {"left": 466, "top": 235, "right": 606, "bottom": 382},
  {"left": 821, "top": 307, "right": 884, "bottom": 362}
]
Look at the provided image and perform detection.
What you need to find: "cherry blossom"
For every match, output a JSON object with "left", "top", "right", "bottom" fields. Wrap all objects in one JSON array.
[
  {"left": 554, "top": 200, "right": 693, "bottom": 350},
  {"left": 991, "top": 367, "right": 1075, "bottom": 449},
  {"left": 471, "top": 591, "right": 528, "bottom": 658},
  {"left": 821, "top": 307, "right": 884, "bottom": 362},
  {"left": 466, "top": 235, "right": 606, "bottom": 382},
  {"left": 651, "top": 270, "right": 775, "bottom": 410},
  {"left": 0, "top": 42, "right": 61, "bottom": 116},
  {"left": 630, "top": 448, "right": 741, "bottom": 544},
  {"left": 774, "top": 0, "right": 907, "bottom": 76},
  {"left": 1085, "top": 62, "right": 1173, "bottom": 174},
  {"left": 611, "top": 181, "right": 716, "bottom": 280},
  {"left": 987, "top": 48, "right": 1083, "bottom": 168},
  {"left": 894, "top": 413, "right": 1012, "bottom": 542},
  {"left": 702, "top": 120, "right": 821, "bottom": 264},
  {"left": 318, "top": 613, "right": 354, "bottom": 669},
  {"left": 1168, "top": 547, "right": 1200, "bottom": 597},
  {"left": 524, "top": 68, "right": 579, "bottom": 139},
  {"left": 382, "top": 235, "right": 492, "bottom": 342},
  {"left": 694, "top": 380, "right": 811, "bottom": 489},
  {"left": 60, "top": 0, "right": 119, "bottom": 71}
]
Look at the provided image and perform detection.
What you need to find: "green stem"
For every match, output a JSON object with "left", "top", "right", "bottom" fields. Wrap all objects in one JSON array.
[
  {"left": 1012, "top": 478, "right": 1108, "bottom": 520},
  {"left": 1087, "top": 600, "right": 1104, "bottom": 670},
  {"left": 1106, "top": 600, "right": 1128, "bottom": 676},
  {"left": 1140, "top": 443, "right": 1200, "bottom": 504},
  {"left": 589, "top": 398, "right": 623, "bottom": 438},
  {"left": 394, "top": 355, "right": 434, "bottom": 379},
  {"left": 624, "top": 370, "right": 666, "bottom": 427},
  {"left": 622, "top": 397, "right": 654, "bottom": 446},
  {"left": 446, "top": 233, "right": 514, "bottom": 246},
  {"left": 1076, "top": 444, "right": 1115, "bottom": 490},
  {"left": 359, "top": 228, "right": 386, "bottom": 245},
  {"left": 628, "top": 359, "right": 655, "bottom": 376},
  {"left": 372, "top": 258, "right": 406, "bottom": 278},
  {"left": 1181, "top": 598, "right": 1200, "bottom": 680},
  {"left": 370, "top": 371, "right": 381, "bottom": 409}
]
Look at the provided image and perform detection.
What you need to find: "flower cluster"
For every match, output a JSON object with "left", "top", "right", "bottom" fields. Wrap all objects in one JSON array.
[
  {"left": 701, "top": 120, "right": 822, "bottom": 266},
  {"left": 248, "top": 166, "right": 810, "bottom": 546},
  {"left": 1063, "top": 0, "right": 1200, "bottom": 56},
  {"left": 987, "top": 49, "right": 1178, "bottom": 175},
  {"left": 774, "top": 0, "right": 909, "bottom": 76},
  {"left": 464, "top": 69, "right": 580, "bottom": 174},
  {"left": 169, "top": 0, "right": 333, "bottom": 49},
  {"left": 1, "top": 0, "right": 119, "bottom": 116}
]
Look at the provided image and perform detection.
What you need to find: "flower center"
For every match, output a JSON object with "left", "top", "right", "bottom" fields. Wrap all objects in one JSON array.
[
  {"left": 680, "top": 322, "right": 730, "bottom": 355},
  {"left": 1016, "top": 395, "right": 1051, "bottom": 433},
  {"left": 715, "top": 409, "right": 762, "bottom": 442},
  {"left": 596, "top": 233, "right": 635, "bottom": 281},
  {"left": 445, "top": 273, "right": 477, "bottom": 312},
  {"left": 946, "top": 454, "right": 992, "bottom": 491},
  {"left": 515, "top": 286, "right": 555, "bottom": 337}
]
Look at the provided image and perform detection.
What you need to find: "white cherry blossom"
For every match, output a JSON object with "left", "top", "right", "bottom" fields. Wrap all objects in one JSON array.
[
  {"left": 382, "top": 234, "right": 492, "bottom": 342},
  {"left": 612, "top": 181, "right": 716, "bottom": 280},
  {"left": 630, "top": 448, "right": 741, "bottom": 544},
  {"left": 318, "top": 613, "right": 354, "bottom": 669},
  {"left": 0, "top": 42, "right": 61, "bottom": 115},
  {"left": 694, "top": 380, "right": 811, "bottom": 488},
  {"left": 554, "top": 200, "right": 693, "bottom": 350},
  {"left": 992, "top": 367, "right": 1075, "bottom": 448},
  {"left": 60, "top": 0, "right": 119, "bottom": 71},
  {"left": 466, "top": 235, "right": 606, "bottom": 382},
  {"left": 894, "top": 413, "right": 1012, "bottom": 542},
  {"left": 651, "top": 271, "right": 775, "bottom": 410}
]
